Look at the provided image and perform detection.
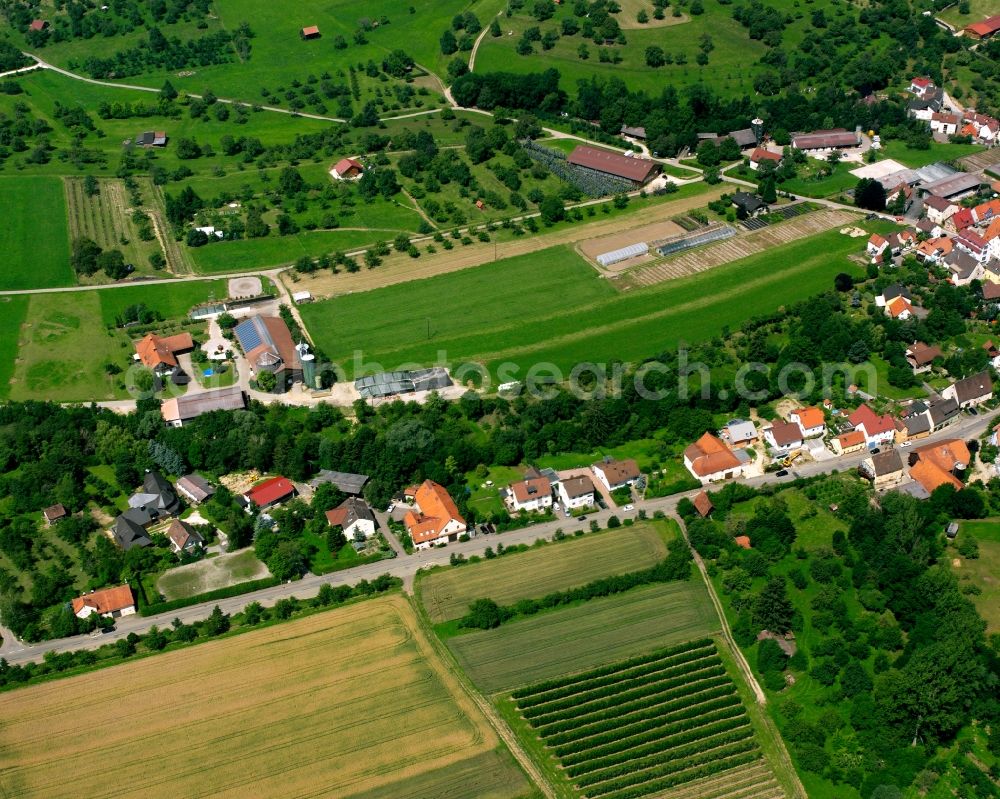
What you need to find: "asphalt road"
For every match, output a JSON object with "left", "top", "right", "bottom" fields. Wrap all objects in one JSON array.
[{"left": 1, "top": 410, "right": 991, "bottom": 665}]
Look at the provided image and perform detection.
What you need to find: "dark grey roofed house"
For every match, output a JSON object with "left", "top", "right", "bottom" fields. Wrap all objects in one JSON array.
[
  {"left": 905, "top": 414, "right": 931, "bottom": 437},
  {"left": 113, "top": 507, "right": 154, "bottom": 550},
  {"left": 309, "top": 470, "right": 370, "bottom": 495},
  {"left": 945, "top": 251, "right": 980, "bottom": 282},
  {"left": 869, "top": 449, "right": 904, "bottom": 477},
  {"left": 927, "top": 397, "right": 960, "bottom": 429},
  {"left": 139, "top": 470, "right": 181, "bottom": 515},
  {"left": 883, "top": 283, "right": 911, "bottom": 302},
  {"left": 726, "top": 128, "right": 758, "bottom": 148},
  {"left": 944, "top": 370, "right": 993, "bottom": 407},
  {"left": 732, "top": 192, "right": 767, "bottom": 217}
]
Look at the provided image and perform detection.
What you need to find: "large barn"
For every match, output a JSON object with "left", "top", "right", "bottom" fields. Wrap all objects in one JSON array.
[{"left": 566, "top": 145, "right": 661, "bottom": 185}]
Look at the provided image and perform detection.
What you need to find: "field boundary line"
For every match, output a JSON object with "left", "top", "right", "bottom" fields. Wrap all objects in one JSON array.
[
  {"left": 408, "top": 594, "right": 556, "bottom": 799},
  {"left": 672, "top": 514, "right": 807, "bottom": 799}
]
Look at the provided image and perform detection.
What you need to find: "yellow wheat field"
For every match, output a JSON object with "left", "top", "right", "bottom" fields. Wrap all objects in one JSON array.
[{"left": 0, "top": 596, "right": 530, "bottom": 799}]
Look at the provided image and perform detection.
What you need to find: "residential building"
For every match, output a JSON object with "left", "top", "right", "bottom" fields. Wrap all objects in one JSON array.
[
  {"left": 984, "top": 340, "right": 1000, "bottom": 369},
  {"left": 233, "top": 315, "right": 303, "bottom": 390},
  {"left": 887, "top": 183, "right": 913, "bottom": 211},
  {"left": 113, "top": 508, "right": 154, "bottom": 550},
  {"left": 950, "top": 207, "right": 976, "bottom": 233},
  {"left": 909, "top": 76, "right": 935, "bottom": 94},
  {"left": 331, "top": 157, "right": 363, "bottom": 179},
  {"left": 927, "top": 397, "right": 961, "bottom": 430},
  {"left": 867, "top": 234, "right": 889, "bottom": 260},
  {"left": 566, "top": 145, "right": 661, "bottom": 185},
  {"left": 160, "top": 386, "right": 246, "bottom": 427},
  {"left": 945, "top": 250, "right": 985, "bottom": 286},
  {"left": 245, "top": 476, "right": 296, "bottom": 510},
  {"left": 942, "top": 370, "right": 993, "bottom": 408},
  {"left": 905, "top": 341, "right": 942, "bottom": 373},
  {"left": 732, "top": 192, "right": 768, "bottom": 218},
  {"left": 506, "top": 471, "right": 554, "bottom": 512},
  {"left": 884, "top": 295, "right": 913, "bottom": 320},
  {"left": 42, "top": 504, "right": 67, "bottom": 527},
  {"left": 923, "top": 195, "right": 958, "bottom": 225},
  {"left": 72, "top": 585, "right": 136, "bottom": 619},
  {"left": 557, "top": 475, "right": 597, "bottom": 510},
  {"left": 929, "top": 112, "right": 960, "bottom": 136},
  {"left": 683, "top": 433, "right": 748, "bottom": 484},
  {"left": 723, "top": 420, "right": 758, "bottom": 448},
  {"left": 404, "top": 480, "right": 467, "bottom": 550},
  {"left": 896, "top": 412, "right": 931, "bottom": 442},
  {"left": 693, "top": 491, "right": 714, "bottom": 517},
  {"left": 591, "top": 458, "right": 641, "bottom": 491},
  {"left": 916, "top": 236, "right": 953, "bottom": 263},
  {"left": 916, "top": 218, "right": 944, "bottom": 238},
  {"left": 831, "top": 430, "right": 866, "bottom": 455},
  {"left": 859, "top": 450, "right": 905, "bottom": 489},
  {"left": 909, "top": 459, "right": 963, "bottom": 494},
  {"left": 848, "top": 404, "right": 896, "bottom": 447},
  {"left": 175, "top": 474, "right": 215, "bottom": 504},
  {"left": 166, "top": 519, "right": 205, "bottom": 554},
  {"left": 134, "top": 332, "right": 193, "bottom": 375},
  {"left": 748, "top": 147, "right": 781, "bottom": 170},
  {"left": 790, "top": 407, "right": 825, "bottom": 438},
  {"left": 764, "top": 421, "right": 803, "bottom": 451},
  {"left": 326, "top": 497, "right": 378, "bottom": 540}
]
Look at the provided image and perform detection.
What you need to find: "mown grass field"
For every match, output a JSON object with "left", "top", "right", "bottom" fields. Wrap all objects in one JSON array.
[
  {"left": 951, "top": 519, "right": 1000, "bottom": 632},
  {"left": 96, "top": 279, "right": 230, "bottom": 326},
  {"left": 877, "top": 139, "right": 986, "bottom": 169},
  {"left": 156, "top": 549, "right": 271, "bottom": 601},
  {"left": 420, "top": 525, "right": 669, "bottom": 624},
  {"left": 0, "top": 596, "right": 534, "bottom": 799},
  {"left": 0, "top": 297, "right": 30, "bottom": 400},
  {"left": 0, "top": 176, "right": 73, "bottom": 290},
  {"left": 303, "top": 226, "right": 869, "bottom": 378},
  {"left": 448, "top": 580, "right": 719, "bottom": 694}
]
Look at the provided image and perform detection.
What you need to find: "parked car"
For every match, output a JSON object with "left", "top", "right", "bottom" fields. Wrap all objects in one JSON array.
[
  {"left": 775, "top": 469, "right": 789, "bottom": 477},
  {"left": 870, "top": 448, "right": 881, "bottom": 455},
  {"left": 968, "top": 407, "right": 979, "bottom": 416},
  {"left": 579, "top": 515, "right": 588, "bottom": 522},
  {"left": 623, "top": 504, "right": 635, "bottom": 511},
  {"left": 900, "top": 441, "right": 912, "bottom": 448}
]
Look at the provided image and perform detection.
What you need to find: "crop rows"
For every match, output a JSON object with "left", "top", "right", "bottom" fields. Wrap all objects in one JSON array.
[{"left": 513, "top": 640, "right": 766, "bottom": 799}]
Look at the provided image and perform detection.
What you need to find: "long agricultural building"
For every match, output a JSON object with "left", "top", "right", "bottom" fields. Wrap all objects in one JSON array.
[
  {"left": 567, "top": 145, "right": 661, "bottom": 185},
  {"left": 596, "top": 242, "right": 648, "bottom": 267},
  {"left": 791, "top": 129, "right": 860, "bottom": 150}
]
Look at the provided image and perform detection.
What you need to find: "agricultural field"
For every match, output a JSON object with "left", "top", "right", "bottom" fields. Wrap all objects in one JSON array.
[
  {"left": 447, "top": 581, "right": 719, "bottom": 694},
  {"left": 0, "top": 297, "right": 29, "bottom": 400},
  {"left": 0, "top": 176, "right": 73, "bottom": 290},
  {"left": 0, "top": 596, "right": 534, "bottom": 799},
  {"left": 505, "top": 640, "right": 784, "bottom": 799},
  {"left": 302, "top": 224, "right": 870, "bottom": 379},
  {"left": 420, "top": 525, "right": 669, "bottom": 624},
  {"left": 64, "top": 177, "right": 166, "bottom": 280},
  {"left": 949, "top": 519, "right": 1000, "bottom": 632},
  {"left": 156, "top": 549, "right": 271, "bottom": 601}
]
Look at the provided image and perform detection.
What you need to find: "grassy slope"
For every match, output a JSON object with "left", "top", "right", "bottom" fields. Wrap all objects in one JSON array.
[
  {"left": 0, "top": 177, "right": 73, "bottom": 290},
  {"left": 949, "top": 519, "right": 1000, "bottom": 633},
  {"left": 0, "top": 297, "right": 30, "bottom": 399},
  {"left": 419, "top": 524, "right": 669, "bottom": 623},
  {"left": 303, "top": 225, "right": 869, "bottom": 377}
]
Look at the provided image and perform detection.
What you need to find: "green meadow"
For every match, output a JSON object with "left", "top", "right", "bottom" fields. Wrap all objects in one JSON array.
[{"left": 0, "top": 176, "right": 73, "bottom": 290}]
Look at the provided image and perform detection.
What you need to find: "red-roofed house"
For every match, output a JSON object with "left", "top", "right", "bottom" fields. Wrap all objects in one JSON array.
[
  {"left": 134, "top": 332, "right": 194, "bottom": 374},
  {"left": 867, "top": 234, "right": 889, "bottom": 260},
  {"left": 949, "top": 207, "right": 976, "bottom": 233},
  {"left": 331, "top": 157, "right": 363, "bottom": 180},
  {"left": 72, "top": 585, "right": 136, "bottom": 619},
  {"left": 909, "top": 77, "right": 934, "bottom": 94},
  {"left": 790, "top": 407, "right": 825, "bottom": 438},
  {"left": 683, "top": 433, "right": 747, "bottom": 484},
  {"left": 954, "top": 230, "right": 990, "bottom": 262},
  {"left": 830, "top": 429, "right": 866, "bottom": 455},
  {"left": 885, "top": 296, "right": 913, "bottom": 320},
  {"left": 849, "top": 404, "right": 896, "bottom": 446},
  {"left": 404, "top": 480, "right": 466, "bottom": 550},
  {"left": 965, "top": 14, "right": 1000, "bottom": 39},
  {"left": 734, "top": 535, "right": 752, "bottom": 550},
  {"left": 749, "top": 147, "right": 781, "bottom": 170},
  {"left": 244, "top": 476, "right": 296, "bottom": 510}
]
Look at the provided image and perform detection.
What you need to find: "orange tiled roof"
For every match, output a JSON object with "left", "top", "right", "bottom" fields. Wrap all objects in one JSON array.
[
  {"left": 913, "top": 438, "right": 971, "bottom": 472},
  {"left": 683, "top": 433, "right": 741, "bottom": 477},
  {"left": 836, "top": 430, "right": 866, "bottom": 449},
  {"left": 792, "top": 407, "right": 824, "bottom": 429},
  {"left": 135, "top": 332, "right": 193, "bottom": 369},
  {"left": 909, "top": 459, "right": 963, "bottom": 493},
  {"left": 71, "top": 585, "right": 134, "bottom": 615},
  {"left": 405, "top": 480, "right": 465, "bottom": 544}
]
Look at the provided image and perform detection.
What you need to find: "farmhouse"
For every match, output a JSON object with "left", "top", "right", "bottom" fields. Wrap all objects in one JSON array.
[
  {"left": 326, "top": 497, "right": 378, "bottom": 540},
  {"left": 42, "top": 503, "right": 67, "bottom": 527},
  {"left": 135, "top": 332, "right": 194, "bottom": 374},
  {"left": 72, "top": 585, "right": 136, "bottom": 619},
  {"left": 331, "top": 157, "right": 363, "bottom": 180},
  {"left": 557, "top": 475, "right": 596, "bottom": 510},
  {"left": 965, "top": 14, "right": 1000, "bottom": 39},
  {"left": 830, "top": 429, "right": 866, "bottom": 455},
  {"left": 749, "top": 148, "right": 781, "bottom": 170},
  {"left": 233, "top": 315, "right": 302, "bottom": 389},
  {"left": 160, "top": 386, "right": 247, "bottom": 426},
  {"left": 683, "top": 433, "right": 748, "bottom": 484},
  {"left": 941, "top": 370, "right": 993, "bottom": 408},
  {"left": 791, "top": 129, "right": 860, "bottom": 151},
  {"left": 166, "top": 518, "right": 205, "bottom": 554},
  {"left": 175, "top": 473, "right": 215, "bottom": 504},
  {"left": 300, "top": 25, "right": 321, "bottom": 39},
  {"left": 591, "top": 458, "right": 641, "bottom": 491},
  {"left": 859, "top": 450, "right": 905, "bottom": 489},
  {"left": 790, "top": 407, "right": 825, "bottom": 438},
  {"left": 135, "top": 131, "right": 167, "bottom": 148},
  {"left": 566, "top": 145, "right": 661, "bottom": 185},
  {"left": 505, "top": 471, "right": 553, "bottom": 513},
  {"left": 764, "top": 420, "right": 803, "bottom": 451},
  {"left": 404, "top": 480, "right": 466, "bottom": 550},
  {"left": 245, "top": 476, "right": 296, "bottom": 509}
]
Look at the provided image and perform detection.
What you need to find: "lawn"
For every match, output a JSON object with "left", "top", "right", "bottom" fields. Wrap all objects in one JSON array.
[
  {"left": 780, "top": 160, "right": 859, "bottom": 199},
  {"left": 949, "top": 519, "right": 1000, "bottom": 632},
  {"left": 302, "top": 226, "right": 870, "bottom": 379},
  {"left": 97, "top": 279, "right": 230, "bottom": 326},
  {"left": 8, "top": 292, "right": 130, "bottom": 402},
  {"left": 0, "top": 177, "right": 73, "bottom": 290},
  {"left": 155, "top": 549, "right": 270, "bottom": 601},
  {"left": 0, "top": 297, "right": 29, "bottom": 400},
  {"left": 725, "top": 487, "right": 848, "bottom": 551},
  {"left": 878, "top": 140, "right": 986, "bottom": 169},
  {"left": 0, "top": 596, "right": 533, "bottom": 799},
  {"left": 419, "top": 523, "right": 669, "bottom": 624},
  {"left": 447, "top": 580, "right": 719, "bottom": 694},
  {"left": 855, "top": 354, "right": 928, "bottom": 401},
  {"left": 465, "top": 465, "right": 525, "bottom": 518}
]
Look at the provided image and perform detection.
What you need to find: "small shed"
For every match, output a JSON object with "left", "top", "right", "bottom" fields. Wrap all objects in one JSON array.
[
  {"left": 301, "top": 25, "right": 320, "bottom": 39},
  {"left": 693, "top": 491, "right": 714, "bottom": 518},
  {"left": 43, "top": 504, "right": 67, "bottom": 527},
  {"left": 292, "top": 290, "right": 314, "bottom": 304},
  {"left": 946, "top": 522, "right": 959, "bottom": 539},
  {"left": 29, "top": 19, "right": 48, "bottom": 31},
  {"left": 734, "top": 535, "right": 752, "bottom": 549}
]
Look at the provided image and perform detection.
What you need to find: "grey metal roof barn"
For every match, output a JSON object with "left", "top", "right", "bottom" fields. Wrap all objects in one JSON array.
[
  {"left": 920, "top": 172, "right": 983, "bottom": 199},
  {"left": 309, "top": 470, "right": 370, "bottom": 495},
  {"left": 356, "top": 371, "right": 416, "bottom": 398},
  {"left": 792, "top": 129, "right": 859, "bottom": 149}
]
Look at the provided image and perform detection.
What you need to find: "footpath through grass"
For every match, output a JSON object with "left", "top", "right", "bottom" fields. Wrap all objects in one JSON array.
[{"left": 0, "top": 177, "right": 73, "bottom": 290}]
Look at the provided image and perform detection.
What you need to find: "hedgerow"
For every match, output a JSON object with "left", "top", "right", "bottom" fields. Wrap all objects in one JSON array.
[
  {"left": 532, "top": 674, "right": 732, "bottom": 732},
  {"left": 540, "top": 688, "right": 739, "bottom": 744},
  {"left": 564, "top": 718, "right": 752, "bottom": 776},
  {"left": 512, "top": 638, "right": 713, "bottom": 699},
  {"left": 524, "top": 663, "right": 727, "bottom": 722}
]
